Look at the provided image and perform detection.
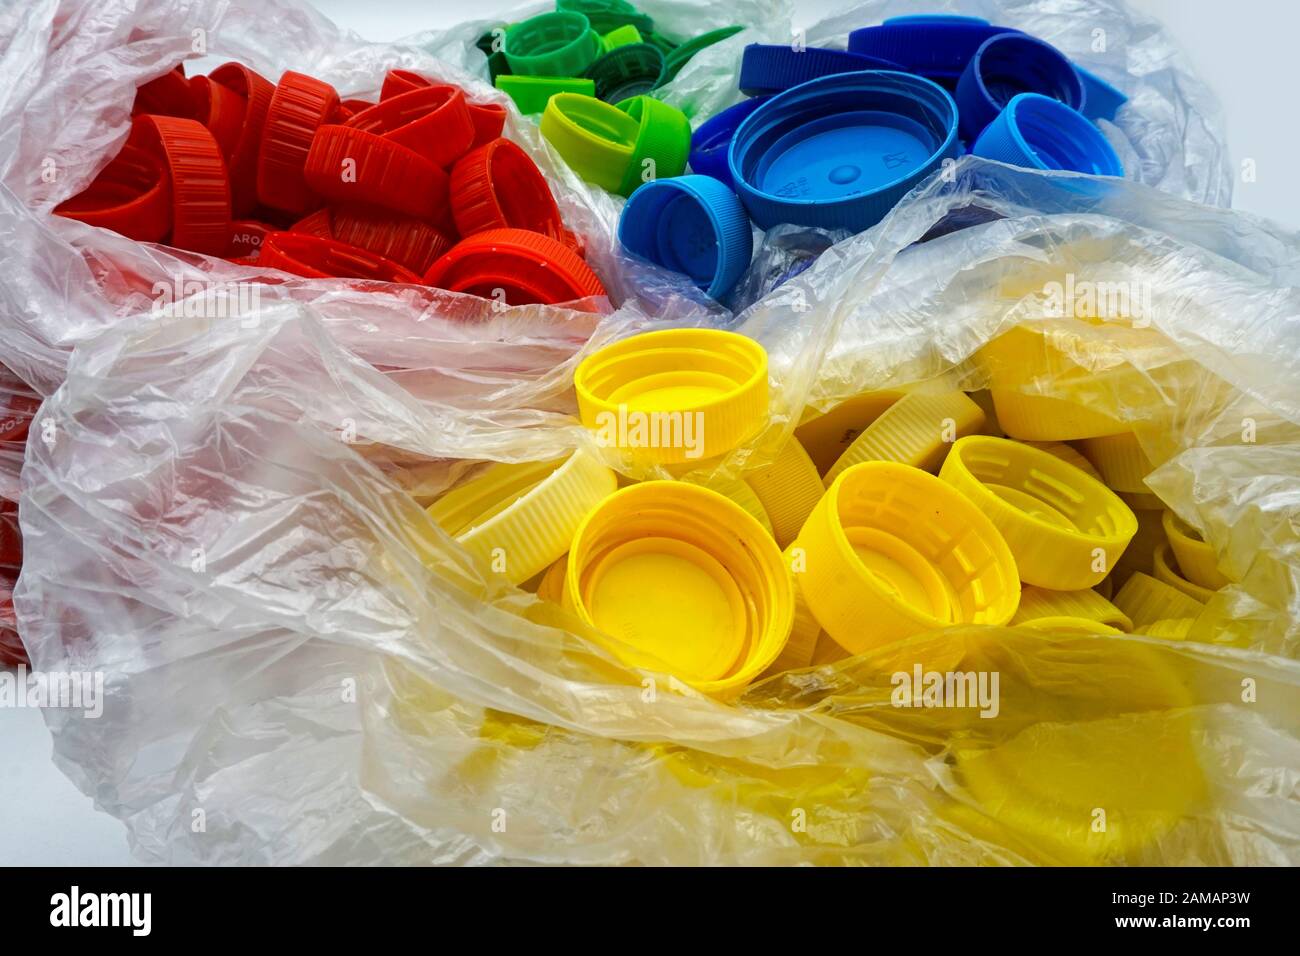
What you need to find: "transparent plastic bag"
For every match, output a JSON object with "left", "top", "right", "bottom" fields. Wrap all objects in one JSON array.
[{"left": 18, "top": 158, "right": 1300, "bottom": 865}]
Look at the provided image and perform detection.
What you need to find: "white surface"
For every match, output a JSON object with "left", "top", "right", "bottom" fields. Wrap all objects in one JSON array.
[{"left": 3, "top": 0, "right": 1297, "bottom": 868}]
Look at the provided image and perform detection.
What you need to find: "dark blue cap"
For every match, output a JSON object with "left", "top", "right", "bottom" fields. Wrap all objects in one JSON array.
[
  {"left": 689, "top": 96, "right": 771, "bottom": 187},
  {"left": 848, "top": 17, "right": 1015, "bottom": 85},
  {"left": 729, "top": 70, "right": 959, "bottom": 232},
  {"left": 972, "top": 92, "right": 1122, "bottom": 176},
  {"left": 738, "top": 43, "right": 902, "bottom": 96},
  {"left": 618, "top": 174, "right": 753, "bottom": 300},
  {"left": 1075, "top": 66, "right": 1128, "bottom": 122},
  {"left": 955, "top": 32, "right": 1086, "bottom": 141}
]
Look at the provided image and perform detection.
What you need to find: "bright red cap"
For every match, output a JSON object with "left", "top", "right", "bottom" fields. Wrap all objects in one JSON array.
[
  {"left": 303, "top": 124, "right": 450, "bottom": 223},
  {"left": 345, "top": 85, "right": 474, "bottom": 168},
  {"left": 54, "top": 140, "right": 172, "bottom": 243},
  {"left": 132, "top": 114, "right": 232, "bottom": 255},
  {"left": 423, "top": 227, "right": 605, "bottom": 306},
  {"left": 256, "top": 70, "right": 340, "bottom": 215},
  {"left": 450, "top": 137, "right": 563, "bottom": 239},
  {"left": 209, "top": 62, "right": 276, "bottom": 217}
]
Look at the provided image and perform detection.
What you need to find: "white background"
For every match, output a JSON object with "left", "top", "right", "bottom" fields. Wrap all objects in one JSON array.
[{"left": 3, "top": 0, "right": 1298, "bottom": 868}]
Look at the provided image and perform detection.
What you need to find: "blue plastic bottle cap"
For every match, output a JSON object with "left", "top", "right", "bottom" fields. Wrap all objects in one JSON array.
[
  {"left": 617, "top": 174, "right": 753, "bottom": 299},
  {"left": 884, "top": 15, "right": 991, "bottom": 26},
  {"left": 1075, "top": 66, "right": 1128, "bottom": 122},
  {"left": 688, "top": 96, "right": 771, "bottom": 186},
  {"left": 955, "top": 32, "right": 1085, "bottom": 141},
  {"left": 728, "top": 70, "right": 958, "bottom": 232},
  {"left": 972, "top": 92, "right": 1123, "bottom": 176},
  {"left": 848, "top": 20, "right": 1015, "bottom": 86},
  {"left": 738, "top": 44, "right": 902, "bottom": 96}
]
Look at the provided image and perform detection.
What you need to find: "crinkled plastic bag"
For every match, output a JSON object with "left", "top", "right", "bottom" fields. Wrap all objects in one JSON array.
[{"left": 17, "top": 156, "right": 1300, "bottom": 865}]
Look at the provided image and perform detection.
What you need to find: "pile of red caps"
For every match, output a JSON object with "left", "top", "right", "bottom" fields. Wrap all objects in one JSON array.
[
  {"left": 0, "top": 365, "right": 39, "bottom": 666},
  {"left": 56, "top": 64, "right": 606, "bottom": 307}
]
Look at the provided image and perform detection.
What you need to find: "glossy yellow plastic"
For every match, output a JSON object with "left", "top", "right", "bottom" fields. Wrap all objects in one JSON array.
[
  {"left": 759, "top": 546, "right": 824, "bottom": 677},
  {"left": 939, "top": 435, "right": 1138, "bottom": 590},
  {"left": 1012, "top": 585, "right": 1133, "bottom": 632},
  {"left": 1020, "top": 616, "right": 1121, "bottom": 634},
  {"left": 793, "top": 461, "right": 1020, "bottom": 654},
  {"left": 1076, "top": 432, "right": 1152, "bottom": 493},
  {"left": 793, "top": 390, "right": 904, "bottom": 474},
  {"left": 575, "top": 328, "right": 769, "bottom": 465},
  {"left": 565, "top": 480, "right": 794, "bottom": 694},
  {"left": 1162, "top": 510, "right": 1232, "bottom": 590},
  {"left": 1018, "top": 440, "right": 1101, "bottom": 481},
  {"left": 1112, "top": 571, "right": 1205, "bottom": 630},
  {"left": 1153, "top": 542, "right": 1215, "bottom": 603},
  {"left": 427, "top": 449, "right": 617, "bottom": 585},
  {"left": 743, "top": 436, "right": 824, "bottom": 547},
  {"left": 822, "top": 390, "right": 985, "bottom": 486}
]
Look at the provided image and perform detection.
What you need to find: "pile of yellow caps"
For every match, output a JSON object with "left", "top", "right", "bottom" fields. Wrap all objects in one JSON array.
[{"left": 423, "top": 327, "right": 1239, "bottom": 695}]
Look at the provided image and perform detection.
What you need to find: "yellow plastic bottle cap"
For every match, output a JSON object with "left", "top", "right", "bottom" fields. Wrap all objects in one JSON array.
[
  {"left": 954, "top": 709, "right": 1206, "bottom": 863},
  {"left": 743, "top": 436, "right": 824, "bottom": 547},
  {"left": 793, "top": 461, "right": 1020, "bottom": 654},
  {"left": 939, "top": 435, "right": 1138, "bottom": 590},
  {"left": 1019, "top": 616, "right": 1122, "bottom": 635},
  {"left": 1018, "top": 440, "right": 1101, "bottom": 481},
  {"left": 1161, "top": 510, "right": 1232, "bottom": 590},
  {"left": 1112, "top": 571, "right": 1205, "bottom": 629},
  {"left": 978, "top": 324, "right": 1127, "bottom": 440},
  {"left": 989, "top": 390, "right": 1126, "bottom": 442},
  {"left": 1136, "top": 617, "right": 1195, "bottom": 639},
  {"left": 1012, "top": 585, "right": 1133, "bottom": 632},
  {"left": 695, "top": 475, "right": 773, "bottom": 537},
  {"left": 575, "top": 328, "right": 769, "bottom": 465},
  {"left": 793, "top": 390, "right": 904, "bottom": 475},
  {"left": 823, "top": 390, "right": 985, "bottom": 486},
  {"left": 427, "top": 449, "right": 617, "bottom": 585},
  {"left": 1075, "top": 432, "right": 1152, "bottom": 494},
  {"left": 1119, "top": 489, "right": 1165, "bottom": 511},
  {"left": 565, "top": 480, "right": 794, "bottom": 694},
  {"left": 1152, "top": 541, "right": 1215, "bottom": 604},
  {"left": 759, "top": 545, "right": 824, "bottom": 677}
]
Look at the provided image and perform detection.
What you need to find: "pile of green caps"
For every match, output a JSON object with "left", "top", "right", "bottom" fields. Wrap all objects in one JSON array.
[{"left": 477, "top": 0, "right": 741, "bottom": 197}]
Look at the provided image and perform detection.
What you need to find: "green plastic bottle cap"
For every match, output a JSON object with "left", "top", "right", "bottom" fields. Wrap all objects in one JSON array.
[
  {"left": 615, "top": 95, "right": 691, "bottom": 196},
  {"left": 586, "top": 43, "right": 665, "bottom": 103},
  {"left": 655, "top": 25, "right": 744, "bottom": 87},
  {"left": 601, "top": 24, "right": 644, "bottom": 51},
  {"left": 504, "top": 11, "right": 603, "bottom": 78},
  {"left": 495, "top": 75, "right": 596, "bottom": 115},
  {"left": 558, "top": 0, "right": 654, "bottom": 36},
  {"left": 540, "top": 93, "right": 641, "bottom": 193}
]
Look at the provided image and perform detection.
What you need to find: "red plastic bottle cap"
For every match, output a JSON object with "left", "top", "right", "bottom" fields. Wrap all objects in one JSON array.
[
  {"left": 380, "top": 69, "right": 431, "bottom": 100},
  {"left": 132, "top": 65, "right": 195, "bottom": 118},
  {"left": 227, "top": 219, "right": 274, "bottom": 258},
  {"left": 209, "top": 62, "right": 276, "bottom": 217},
  {"left": 423, "top": 227, "right": 605, "bottom": 305},
  {"left": 344, "top": 85, "right": 475, "bottom": 168},
  {"left": 257, "top": 70, "right": 340, "bottom": 214},
  {"left": 258, "top": 231, "right": 424, "bottom": 284},
  {"left": 450, "top": 137, "right": 563, "bottom": 239},
  {"left": 468, "top": 102, "right": 507, "bottom": 147},
  {"left": 189, "top": 75, "right": 246, "bottom": 162},
  {"left": 303, "top": 124, "right": 451, "bottom": 223},
  {"left": 54, "top": 141, "right": 172, "bottom": 242},
  {"left": 133, "top": 114, "right": 232, "bottom": 255},
  {"left": 305, "top": 205, "right": 455, "bottom": 273}
]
